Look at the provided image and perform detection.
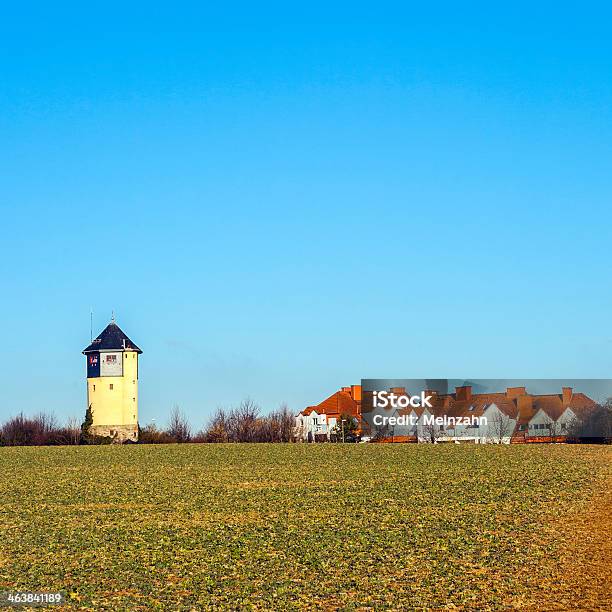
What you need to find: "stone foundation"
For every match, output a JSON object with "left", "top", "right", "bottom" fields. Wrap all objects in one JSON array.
[{"left": 90, "top": 424, "right": 138, "bottom": 443}]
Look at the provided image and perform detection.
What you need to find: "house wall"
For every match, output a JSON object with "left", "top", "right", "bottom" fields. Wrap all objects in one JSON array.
[
  {"left": 528, "top": 409, "right": 555, "bottom": 436},
  {"left": 480, "top": 404, "right": 517, "bottom": 443},
  {"left": 389, "top": 410, "right": 418, "bottom": 437},
  {"left": 556, "top": 408, "right": 577, "bottom": 434},
  {"left": 294, "top": 412, "right": 341, "bottom": 441}
]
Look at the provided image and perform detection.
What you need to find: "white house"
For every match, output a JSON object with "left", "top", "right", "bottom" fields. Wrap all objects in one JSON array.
[
  {"left": 294, "top": 410, "right": 338, "bottom": 442},
  {"left": 527, "top": 406, "right": 579, "bottom": 438}
]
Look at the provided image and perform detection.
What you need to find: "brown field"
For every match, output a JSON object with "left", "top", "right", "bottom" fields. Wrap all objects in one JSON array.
[{"left": 0, "top": 444, "right": 610, "bottom": 610}]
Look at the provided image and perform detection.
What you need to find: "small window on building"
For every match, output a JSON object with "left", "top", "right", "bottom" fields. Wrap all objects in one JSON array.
[
  {"left": 109, "top": 384, "right": 114, "bottom": 390},
  {"left": 468, "top": 405, "right": 475, "bottom": 411},
  {"left": 93, "top": 385, "right": 96, "bottom": 391},
  {"left": 133, "top": 397, "right": 135, "bottom": 402}
]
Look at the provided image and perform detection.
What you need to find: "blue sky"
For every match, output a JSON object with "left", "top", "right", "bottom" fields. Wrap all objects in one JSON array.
[{"left": 1, "top": 2, "right": 611, "bottom": 428}]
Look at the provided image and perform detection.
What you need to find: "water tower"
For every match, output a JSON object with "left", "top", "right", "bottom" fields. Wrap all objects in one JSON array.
[{"left": 82, "top": 317, "right": 142, "bottom": 442}]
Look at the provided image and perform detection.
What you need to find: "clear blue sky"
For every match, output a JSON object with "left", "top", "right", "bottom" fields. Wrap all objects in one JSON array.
[{"left": 1, "top": 2, "right": 611, "bottom": 428}]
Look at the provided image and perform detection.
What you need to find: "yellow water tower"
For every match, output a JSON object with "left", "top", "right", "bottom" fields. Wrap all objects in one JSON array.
[{"left": 82, "top": 317, "right": 142, "bottom": 442}]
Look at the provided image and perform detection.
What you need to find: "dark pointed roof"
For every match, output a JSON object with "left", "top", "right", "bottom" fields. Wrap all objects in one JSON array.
[{"left": 83, "top": 321, "right": 142, "bottom": 354}]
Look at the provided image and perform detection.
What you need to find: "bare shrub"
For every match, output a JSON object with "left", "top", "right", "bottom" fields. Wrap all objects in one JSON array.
[
  {"left": 139, "top": 423, "right": 176, "bottom": 444},
  {"left": 198, "top": 401, "right": 294, "bottom": 443},
  {"left": 1, "top": 412, "right": 60, "bottom": 446},
  {"left": 167, "top": 406, "right": 192, "bottom": 443}
]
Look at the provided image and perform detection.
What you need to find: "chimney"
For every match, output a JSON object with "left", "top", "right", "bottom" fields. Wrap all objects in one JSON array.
[
  {"left": 351, "top": 385, "right": 362, "bottom": 401},
  {"left": 562, "top": 387, "right": 573, "bottom": 406},
  {"left": 517, "top": 395, "right": 533, "bottom": 421},
  {"left": 506, "top": 386, "right": 526, "bottom": 399},
  {"left": 390, "top": 387, "right": 407, "bottom": 396},
  {"left": 455, "top": 386, "right": 472, "bottom": 402}
]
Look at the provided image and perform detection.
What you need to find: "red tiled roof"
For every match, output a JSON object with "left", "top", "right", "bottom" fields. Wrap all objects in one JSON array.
[
  {"left": 302, "top": 390, "right": 360, "bottom": 418},
  {"left": 531, "top": 393, "right": 597, "bottom": 421}
]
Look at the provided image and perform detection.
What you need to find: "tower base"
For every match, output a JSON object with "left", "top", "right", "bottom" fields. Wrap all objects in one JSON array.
[{"left": 90, "top": 424, "right": 138, "bottom": 443}]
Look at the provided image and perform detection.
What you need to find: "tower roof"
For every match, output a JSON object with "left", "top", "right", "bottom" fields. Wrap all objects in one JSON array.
[{"left": 83, "top": 321, "right": 142, "bottom": 354}]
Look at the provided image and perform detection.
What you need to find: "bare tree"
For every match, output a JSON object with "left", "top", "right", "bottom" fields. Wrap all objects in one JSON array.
[
  {"left": 265, "top": 404, "right": 294, "bottom": 442},
  {"left": 293, "top": 417, "right": 306, "bottom": 443},
  {"left": 34, "top": 412, "right": 58, "bottom": 435},
  {"left": 566, "top": 399, "right": 612, "bottom": 442},
  {"left": 198, "top": 402, "right": 294, "bottom": 443},
  {"left": 543, "top": 418, "right": 560, "bottom": 441},
  {"left": 167, "top": 405, "right": 192, "bottom": 442},
  {"left": 227, "top": 399, "right": 260, "bottom": 442},
  {"left": 419, "top": 413, "right": 445, "bottom": 443},
  {"left": 488, "top": 411, "right": 514, "bottom": 444},
  {"left": 200, "top": 407, "right": 230, "bottom": 443},
  {"left": 66, "top": 417, "right": 81, "bottom": 445}
]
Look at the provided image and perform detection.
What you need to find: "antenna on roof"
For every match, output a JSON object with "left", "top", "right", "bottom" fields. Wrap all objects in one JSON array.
[
  {"left": 111, "top": 310, "right": 115, "bottom": 324},
  {"left": 90, "top": 308, "right": 93, "bottom": 342}
]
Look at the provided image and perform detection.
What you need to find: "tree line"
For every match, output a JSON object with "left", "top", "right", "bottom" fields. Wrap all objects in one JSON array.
[
  {"left": 140, "top": 401, "right": 295, "bottom": 444},
  {"left": 0, "top": 413, "right": 81, "bottom": 446},
  {"left": 0, "top": 400, "right": 296, "bottom": 446}
]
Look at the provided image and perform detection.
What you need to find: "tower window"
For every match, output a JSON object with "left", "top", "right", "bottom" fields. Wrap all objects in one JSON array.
[
  {"left": 93, "top": 385, "right": 96, "bottom": 391},
  {"left": 109, "top": 384, "right": 114, "bottom": 390}
]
